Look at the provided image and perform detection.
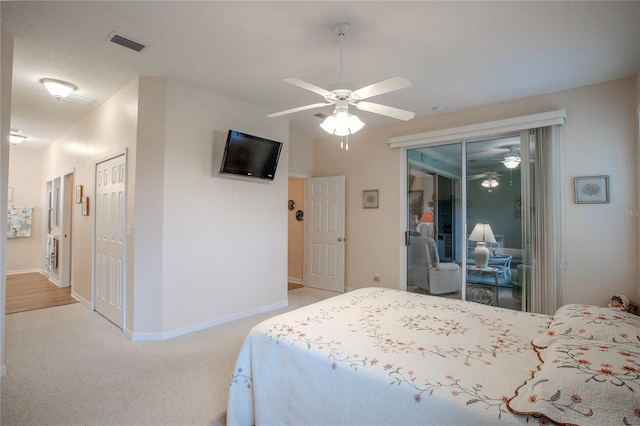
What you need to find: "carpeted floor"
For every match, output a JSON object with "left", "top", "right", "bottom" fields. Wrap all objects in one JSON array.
[{"left": 1, "top": 286, "right": 338, "bottom": 426}]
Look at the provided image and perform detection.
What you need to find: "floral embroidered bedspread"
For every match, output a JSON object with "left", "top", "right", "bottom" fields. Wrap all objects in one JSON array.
[{"left": 227, "top": 287, "right": 550, "bottom": 425}]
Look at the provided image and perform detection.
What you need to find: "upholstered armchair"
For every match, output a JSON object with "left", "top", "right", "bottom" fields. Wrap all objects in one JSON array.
[
  {"left": 424, "top": 237, "right": 462, "bottom": 294},
  {"left": 407, "top": 236, "right": 461, "bottom": 294}
]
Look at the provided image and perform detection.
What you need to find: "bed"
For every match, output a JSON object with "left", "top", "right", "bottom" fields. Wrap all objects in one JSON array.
[{"left": 227, "top": 287, "right": 640, "bottom": 425}]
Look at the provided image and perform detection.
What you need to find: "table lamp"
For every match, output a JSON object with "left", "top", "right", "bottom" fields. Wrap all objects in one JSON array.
[
  {"left": 469, "top": 223, "right": 496, "bottom": 268},
  {"left": 418, "top": 212, "right": 434, "bottom": 237}
]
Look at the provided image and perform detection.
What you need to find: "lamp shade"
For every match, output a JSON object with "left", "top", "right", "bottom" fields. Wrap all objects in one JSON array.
[
  {"left": 469, "top": 223, "right": 496, "bottom": 243},
  {"left": 469, "top": 223, "right": 496, "bottom": 269},
  {"left": 419, "top": 212, "right": 434, "bottom": 223}
]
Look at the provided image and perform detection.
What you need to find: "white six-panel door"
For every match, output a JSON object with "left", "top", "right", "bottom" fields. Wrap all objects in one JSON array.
[
  {"left": 305, "top": 176, "right": 345, "bottom": 292},
  {"left": 94, "top": 154, "right": 126, "bottom": 328}
]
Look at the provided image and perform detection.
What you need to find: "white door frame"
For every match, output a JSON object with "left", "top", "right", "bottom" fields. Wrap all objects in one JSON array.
[{"left": 92, "top": 148, "right": 128, "bottom": 332}]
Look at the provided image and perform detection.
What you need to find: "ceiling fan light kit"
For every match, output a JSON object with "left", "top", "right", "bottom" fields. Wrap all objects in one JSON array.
[
  {"left": 40, "top": 78, "right": 78, "bottom": 99},
  {"left": 502, "top": 153, "right": 521, "bottom": 169},
  {"left": 268, "top": 22, "right": 415, "bottom": 148},
  {"left": 320, "top": 101, "right": 364, "bottom": 136}
]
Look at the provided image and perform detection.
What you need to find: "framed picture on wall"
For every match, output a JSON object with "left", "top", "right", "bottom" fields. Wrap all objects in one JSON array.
[
  {"left": 409, "top": 190, "right": 423, "bottom": 218},
  {"left": 362, "top": 190, "right": 379, "bottom": 209},
  {"left": 75, "top": 185, "right": 83, "bottom": 203},
  {"left": 574, "top": 175, "right": 610, "bottom": 204},
  {"left": 82, "top": 197, "right": 90, "bottom": 216}
]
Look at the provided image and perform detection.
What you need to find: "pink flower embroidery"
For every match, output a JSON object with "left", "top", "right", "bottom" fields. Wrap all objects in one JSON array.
[{"left": 571, "top": 395, "right": 581, "bottom": 404}]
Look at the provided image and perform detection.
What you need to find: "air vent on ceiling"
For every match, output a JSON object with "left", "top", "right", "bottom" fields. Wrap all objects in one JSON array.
[{"left": 108, "top": 32, "right": 146, "bottom": 52}]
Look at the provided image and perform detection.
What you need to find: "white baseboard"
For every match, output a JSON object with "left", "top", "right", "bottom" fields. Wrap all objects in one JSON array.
[
  {"left": 71, "top": 291, "right": 91, "bottom": 309},
  {"left": 6, "top": 268, "right": 43, "bottom": 275},
  {"left": 288, "top": 277, "right": 303, "bottom": 285},
  {"left": 128, "top": 299, "right": 289, "bottom": 342}
]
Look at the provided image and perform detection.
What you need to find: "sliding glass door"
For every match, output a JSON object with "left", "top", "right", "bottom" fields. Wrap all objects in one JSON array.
[
  {"left": 406, "top": 143, "right": 463, "bottom": 301},
  {"left": 406, "top": 135, "right": 527, "bottom": 311}
]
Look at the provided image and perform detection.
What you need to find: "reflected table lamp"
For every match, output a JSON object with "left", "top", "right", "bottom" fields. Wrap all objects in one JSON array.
[
  {"left": 418, "top": 212, "right": 434, "bottom": 237},
  {"left": 469, "top": 223, "right": 496, "bottom": 269}
]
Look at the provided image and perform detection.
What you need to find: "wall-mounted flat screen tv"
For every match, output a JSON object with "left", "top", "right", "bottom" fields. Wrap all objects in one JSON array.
[{"left": 220, "top": 130, "right": 283, "bottom": 181}]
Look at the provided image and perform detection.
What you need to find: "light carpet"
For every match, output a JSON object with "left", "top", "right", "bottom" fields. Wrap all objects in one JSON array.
[{"left": 1, "top": 286, "right": 337, "bottom": 426}]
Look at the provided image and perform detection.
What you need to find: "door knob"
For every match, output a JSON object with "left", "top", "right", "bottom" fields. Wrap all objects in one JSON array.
[{"left": 338, "top": 237, "right": 344, "bottom": 242}]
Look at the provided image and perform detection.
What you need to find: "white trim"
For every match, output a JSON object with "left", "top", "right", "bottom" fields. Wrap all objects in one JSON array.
[
  {"left": 288, "top": 172, "right": 311, "bottom": 179},
  {"left": 288, "top": 277, "right": 303, "bottom": 285},
  {"left": 6, "top": 268, "right": 43, "bottom": 275},
  {"left": 126, "top": 299, "right": 289, "bottom": 341},
  {"left": 48, "top": 275, "right": 61, "bottom": 287},
  {"left": 388, "top": 110, "right": 566, "bottom": 149},
  {"left": 1, "top": 364, "right": 6, "bottom": 377},
  {"left": 71, "top": 290, "right": 92, "bottom": 309}
]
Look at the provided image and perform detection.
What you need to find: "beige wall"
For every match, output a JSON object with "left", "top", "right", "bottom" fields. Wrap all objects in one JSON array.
[
  {"left": 287, "top": 177, "right": 304, "bottom": 283},
  {"left": 33, "top": 75, "right": 290, "bottom": 339},
  {"left": 6, "top": 147, "right": 43, "bottom": 272},
  {"left": 314, "top": 77, "right": 638, "bottom": 307},
  {"left": 41, "top": 79, "right": 139, "bottom": 308},
  {"left": 288, "top": 125, "right": 314, "bottom": 177}
]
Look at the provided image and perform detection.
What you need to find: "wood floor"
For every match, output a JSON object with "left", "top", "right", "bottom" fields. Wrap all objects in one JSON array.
[
  {"left": 6, "top": 272, "right": 78, "bottom": 314},
  {"left": 288, "top": 282, "right": 303, "bottom": 290}
]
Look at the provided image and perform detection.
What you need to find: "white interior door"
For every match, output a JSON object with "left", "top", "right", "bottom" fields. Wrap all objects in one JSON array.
[
  {"left": 95, "top": 154, "right": 126, "bottom": 328},
  {"left": 305, "top": 176, "right": 345, "bottom": 292},
  {"left": 59, "top": 172, "right": 73, "bottom": 287}
]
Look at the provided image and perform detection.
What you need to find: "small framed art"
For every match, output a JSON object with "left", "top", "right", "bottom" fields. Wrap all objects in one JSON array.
[
  {"left": 362, "top": 189, "right": 379, "bottom": 209},
  {"left": 82, "top": 197, "right": 90, "bottom": 216},
  {"left": 75, "top": 185, "right": 83, "bottom": 203},
  {"left": 575, "top": 175, "right": 609, "bottom": 204}
]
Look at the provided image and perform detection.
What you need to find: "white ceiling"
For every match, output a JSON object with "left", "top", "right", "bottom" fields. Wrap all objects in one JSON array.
[{"left": 3, "top": 1, "right": 639, "bottom": 151}]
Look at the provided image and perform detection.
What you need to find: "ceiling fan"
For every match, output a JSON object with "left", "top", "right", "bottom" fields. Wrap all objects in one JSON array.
[
  {"left": 268, "top": 22, "right": 415, "bottom": 138},
  {"left": 468, "top": 171, "right": 502, "bottom": 181}
]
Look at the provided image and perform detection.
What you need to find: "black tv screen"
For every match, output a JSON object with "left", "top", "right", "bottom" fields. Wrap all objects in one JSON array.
[{"left": 220, "top": 130, "right": 283, "bottom": 181}]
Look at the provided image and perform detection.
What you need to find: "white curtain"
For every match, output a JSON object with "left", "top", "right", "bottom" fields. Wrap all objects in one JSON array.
[{"left": 521, "top": 126, "right": 564, "bottom": 315}]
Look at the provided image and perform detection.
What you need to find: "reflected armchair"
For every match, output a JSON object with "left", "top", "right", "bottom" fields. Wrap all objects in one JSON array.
[{"left": 407, "top": 236, "right": 461, "bottom": 294}]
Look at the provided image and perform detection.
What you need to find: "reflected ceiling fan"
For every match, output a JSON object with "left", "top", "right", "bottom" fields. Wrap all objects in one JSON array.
[
  {"left": 268, "top": 22, "right": 415, "bottom": 143},
  {"left": 468, "top": 171, "right": 501, "bottom": 181}
]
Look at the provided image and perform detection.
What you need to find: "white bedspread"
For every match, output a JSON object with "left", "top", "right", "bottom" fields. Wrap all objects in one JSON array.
[{"left": 227, "top": 287, "right": 550, "bottom": 425}]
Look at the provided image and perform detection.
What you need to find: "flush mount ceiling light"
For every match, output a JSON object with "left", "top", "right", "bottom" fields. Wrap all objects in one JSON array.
[
  {"left": 9, "top": 133, "right": 27, "bottom": 144},
  {"left": 40, "top": 78, "right": 78, "bottom": 99}
]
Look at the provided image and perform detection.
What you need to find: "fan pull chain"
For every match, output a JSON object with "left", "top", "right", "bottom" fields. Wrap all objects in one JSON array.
[{"left": 340, "top": 135, "right": 349, "bottom": 150}]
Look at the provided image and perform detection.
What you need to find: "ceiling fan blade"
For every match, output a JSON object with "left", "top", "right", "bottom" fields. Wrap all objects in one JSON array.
[
  {"left": 352, "top": 77, "right": 411, "bottom": 100},
  {"left": 267, "top": 102, "right": 333, "bottom": 118},
  {"left": 282, "top": 78, "right": 333, "bottom": 98},
  {"left": 355, "top": 101, "right": 415, "bottom": 121}
]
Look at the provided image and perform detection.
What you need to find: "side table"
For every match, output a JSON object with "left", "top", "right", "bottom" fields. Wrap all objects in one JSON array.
[{"left": 467, "top": 266, "right": 499, "bottom": 306}]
